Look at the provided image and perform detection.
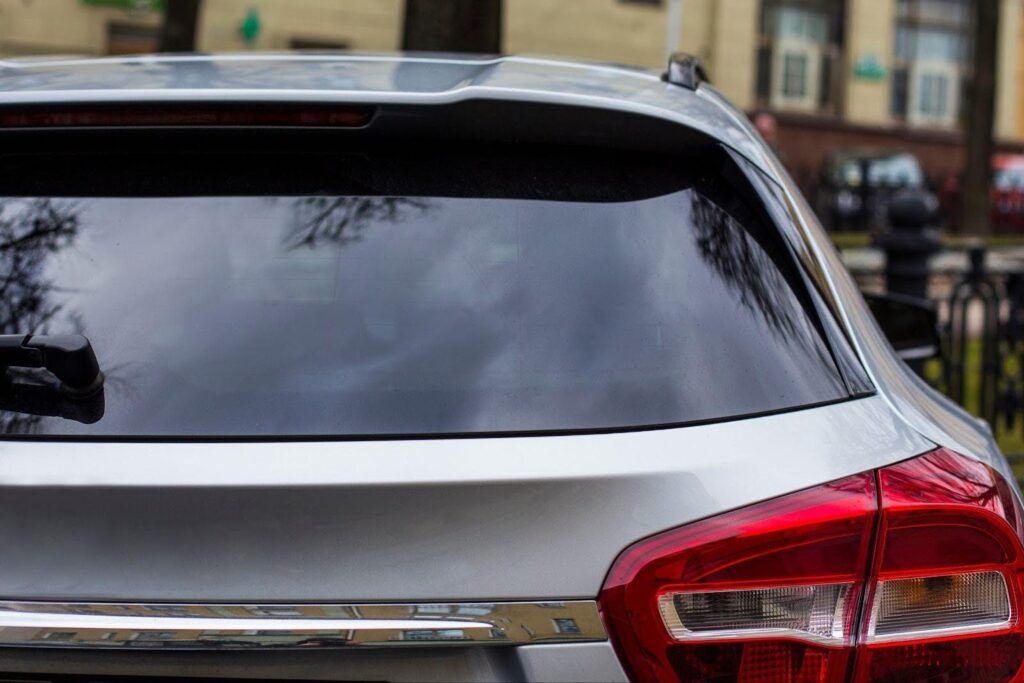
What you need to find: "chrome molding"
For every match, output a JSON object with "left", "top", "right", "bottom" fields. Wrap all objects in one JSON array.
[{"left": 0, "top": 600, "right": 606, "bottom": 649}]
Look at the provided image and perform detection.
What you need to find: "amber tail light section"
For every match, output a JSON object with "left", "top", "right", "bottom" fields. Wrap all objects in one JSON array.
[{"left": 853, "top": 448, "right": 1024, "bottom": 682}]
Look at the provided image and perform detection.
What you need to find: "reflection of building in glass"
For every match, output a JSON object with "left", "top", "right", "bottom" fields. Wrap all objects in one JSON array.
[
  {"left": 552, "top": 618, "right": 580, "bottom": 634},
  {"left": 40, "top": 631, "right": 75, "bottom": 642},
  {"left": 403, "top": 629, "right": 467, "bottom": 641}
]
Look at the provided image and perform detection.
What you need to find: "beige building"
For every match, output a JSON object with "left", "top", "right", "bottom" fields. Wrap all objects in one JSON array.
[{"left": 0, "top": 1, "right": 1021, "bottom": 158}]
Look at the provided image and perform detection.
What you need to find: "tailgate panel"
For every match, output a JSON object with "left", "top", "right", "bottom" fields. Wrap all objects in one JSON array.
[{"left": 0, "top": 397, "right": 929, "bottom": 602}]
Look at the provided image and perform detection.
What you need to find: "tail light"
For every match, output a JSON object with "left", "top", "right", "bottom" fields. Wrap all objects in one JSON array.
[
  {"left": 599, "top": 448, "right": 1024, "bottom": 682},
  {"left": 854, "top": 449, "right": 1024, "bottom": 682},
  {"left": 600, "top": 472, "right": 875, "bottom": 682}
]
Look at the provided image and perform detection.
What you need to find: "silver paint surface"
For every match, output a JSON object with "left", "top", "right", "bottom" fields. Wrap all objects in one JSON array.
[{"left": 0, "top": 51, "right": 1012, "bottom": 681}]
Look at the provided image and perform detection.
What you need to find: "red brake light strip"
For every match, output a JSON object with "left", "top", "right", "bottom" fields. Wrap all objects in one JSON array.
[{"left": 0, "top": 106, "right": 375, "bottom": 128}]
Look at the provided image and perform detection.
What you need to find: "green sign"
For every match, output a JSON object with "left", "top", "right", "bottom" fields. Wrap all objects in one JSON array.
[
  {"left": 81, "top": 0, "right": 164, "bottom": 10},
  {"left": 240, "top": 8, "right": 262, "bottom": 45},
  {"left": 853, "top": 54, "right": 887, "bottom": 81}
]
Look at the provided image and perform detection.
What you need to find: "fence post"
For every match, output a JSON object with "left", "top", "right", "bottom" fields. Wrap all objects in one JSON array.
[
  {"left": 875, "top": 192, "right": 941, "bottom": 375},
  {"left": 876, "top": 193, "right": 940, "bottom": 299},
  {"left": 946, "top": 246, "right": 1000, "bottom": 424}
]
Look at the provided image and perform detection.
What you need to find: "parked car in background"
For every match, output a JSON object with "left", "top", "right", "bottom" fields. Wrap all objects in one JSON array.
[
  {"left": 0, "top": 53, "right": 1021, "bottom": 683},
  {"left": 817, "top": 149, "right": 938, "bottom": 231},
  {"left": 991, "top": 153, "right": 1024, "bottom": 232}
]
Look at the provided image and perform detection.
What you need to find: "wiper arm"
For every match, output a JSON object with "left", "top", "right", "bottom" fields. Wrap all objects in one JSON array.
[
  {"left": 0, "top": 379, "right": 104, "bottom": 425},
  {"left": 0, "top": 334, "right": 103, "bottom": 399}
]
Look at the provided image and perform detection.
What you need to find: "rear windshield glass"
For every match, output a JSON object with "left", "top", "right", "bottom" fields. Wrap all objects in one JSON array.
[{"left": 0, "top": 145, "right": 854, "bottom": 437}]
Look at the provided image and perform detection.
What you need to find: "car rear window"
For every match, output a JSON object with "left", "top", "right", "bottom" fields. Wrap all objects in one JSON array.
[{"left": 0, "top": 143, "right": 860, "bottom": 437}]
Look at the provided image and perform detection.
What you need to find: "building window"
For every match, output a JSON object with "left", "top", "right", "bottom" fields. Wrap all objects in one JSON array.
[
  {"left": 782, "top": 53, "right": 809, "bottom": 97},
  {"left": 756, "top": 1, "right": 846, "bottom": 114},
  {"left": 891, "top": 0, "right": 971, "bottom": 127},
  {"left": 918, "top": 72, "right": 950, "bottom": 117}
]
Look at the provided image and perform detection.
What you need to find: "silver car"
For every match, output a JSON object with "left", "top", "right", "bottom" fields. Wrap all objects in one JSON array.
[{"left": 0, "top": 53, "right": 1020, "bottom": 682}]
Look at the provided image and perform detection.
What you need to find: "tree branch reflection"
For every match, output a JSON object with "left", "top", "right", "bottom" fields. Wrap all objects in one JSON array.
[
  {"left": 285, "top": 196, "right": 431, "bottom": 250},
  {"left": 690, "top": 194, "right": 799, "bottom": 337},
  {"left": 0, "top": 199, "right": 100, "bottom": 433},
  {"left": 0, "top": 199, "right": 79, "bottom": 336}
]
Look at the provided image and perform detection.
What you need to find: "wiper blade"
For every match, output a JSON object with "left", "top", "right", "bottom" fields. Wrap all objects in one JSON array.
[
  {"left": 0, "top": 334, "right": 103, "bottom": 398},
  {"left": 0, "top": 379, "right": 104, "bottom": 425}
]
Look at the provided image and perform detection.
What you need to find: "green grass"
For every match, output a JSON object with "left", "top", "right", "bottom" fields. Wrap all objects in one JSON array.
[
  {"left": 829, "top": 231, "right": 1024, "bottom": 484},
  {"left": 1011, "top": 457, "right": 1024, "bottom": 488},
  {"left": 943, "top": 234, "right": 1024, "bottom": 248},
  {"left": 830, "top": 232, "right": 873, "bottom": 250},
  {"left": 830, "top": 231, "right": 1024, "bottom": 251}
]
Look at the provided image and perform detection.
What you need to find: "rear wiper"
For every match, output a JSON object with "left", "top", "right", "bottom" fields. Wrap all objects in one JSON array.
[
  {"left": 0, "top": 334, "right": 104, "bottom": 399},
  {"left": 0, "top": 379, "right": 104, "bottom": 425}
]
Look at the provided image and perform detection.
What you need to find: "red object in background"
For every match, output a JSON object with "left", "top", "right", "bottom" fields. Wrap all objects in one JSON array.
[
  {"left": 600, "top": 449, "right": 1024, "bottom": 683},
  {"left": 939, "top": 172, "right": 962, "bottom": 232},
  {"left": 991, "top": 154, "right": 1024, "bottom": 232}
]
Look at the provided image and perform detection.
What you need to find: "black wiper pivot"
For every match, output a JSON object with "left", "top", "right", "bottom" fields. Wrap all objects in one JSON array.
[{"left": 0, "top": 334, "right": 104, "bottom": 399}]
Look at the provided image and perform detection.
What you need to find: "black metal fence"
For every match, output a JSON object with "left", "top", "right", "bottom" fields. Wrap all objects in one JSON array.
[
  {"left": 852, "top": 193, "right": 1024, "bottom": 479},
  {"left": 940, "top": 248, "right": 999, "bottom": 422},
  {"left": 868, "top": 232, "right": 1024, "bottom": 474},
  {"left": 927, "top": 246, "right": 1024, "bottom": 451}
]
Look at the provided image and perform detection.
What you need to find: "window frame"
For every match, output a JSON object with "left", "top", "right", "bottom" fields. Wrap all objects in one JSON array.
[
  {"left": 890, "top": 0, "right": 972, "bottom": 127},
  {"left": 755, "top": 0, "right": 847, "bottom": 115},
  {"left": 722, "top": 144, "right": 876, "bottom": 398}
]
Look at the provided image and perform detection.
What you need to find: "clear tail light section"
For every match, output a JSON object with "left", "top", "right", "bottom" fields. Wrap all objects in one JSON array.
[
  {"left": 599, "top": 448, "right": 1024, "bottom": 682},
  {"left": 659, "top": 583, "right": 853, "bottom": 645}
]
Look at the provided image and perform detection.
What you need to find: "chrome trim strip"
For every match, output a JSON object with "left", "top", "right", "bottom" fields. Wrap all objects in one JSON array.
[{"left": 0, "top": 600, "right": 606, "bottom": 649}]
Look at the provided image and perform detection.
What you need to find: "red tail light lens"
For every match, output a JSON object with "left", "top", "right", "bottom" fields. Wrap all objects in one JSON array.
[
  {"left": 599, "top": 449, "right": 1024, "bottom": 683},
  {"left": 599, "top": 472, "right": 876, "bottom": 682},
  {"left": 853, "top": 449, "right": 1024, "bottom": 682}
]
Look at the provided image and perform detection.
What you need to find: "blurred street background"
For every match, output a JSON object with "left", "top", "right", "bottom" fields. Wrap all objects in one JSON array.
[{"left": 2, "top": 0, "right": 1024, "bottom": 479}]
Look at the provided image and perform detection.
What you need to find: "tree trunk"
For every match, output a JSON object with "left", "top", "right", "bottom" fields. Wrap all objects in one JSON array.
[
  {"left": 158, "top": 0, "right": 202, "bottom": 53},
  {"left": 960, "top": 0, "right": 1000, "bottom": 236},
  {"left": 402, "top": 0, "right": 502, "bottom": 53}
]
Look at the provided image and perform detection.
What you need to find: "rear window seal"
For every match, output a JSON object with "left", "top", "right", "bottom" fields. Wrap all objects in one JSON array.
[{"left": 0, "top": 394, "right": 872, "bottom": 443}]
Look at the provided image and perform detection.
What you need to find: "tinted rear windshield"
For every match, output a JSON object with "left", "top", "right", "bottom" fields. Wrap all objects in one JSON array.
[{"left": 0, "top": 144, "right": 857, "bottom": 437}]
